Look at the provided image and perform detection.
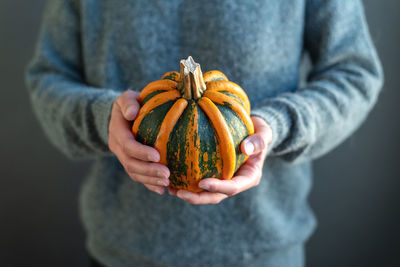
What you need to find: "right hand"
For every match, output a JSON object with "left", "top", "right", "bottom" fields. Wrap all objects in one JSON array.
[{"left": 108, "top": 90, "right": 170, "bottom": 195}]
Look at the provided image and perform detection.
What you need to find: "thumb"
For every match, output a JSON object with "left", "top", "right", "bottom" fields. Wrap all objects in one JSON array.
[
  {"left": 117, "top": 90, "right": 140, "bottom": 121},
  {"left": 241, "top": 134, "right": 267, "bottom": 156},
  {"left": 241, "top": 117, "right": 272, "bottom": 156}
]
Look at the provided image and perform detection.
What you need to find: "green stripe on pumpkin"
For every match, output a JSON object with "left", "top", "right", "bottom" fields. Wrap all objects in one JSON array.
[
  {"left": 215, "top": 103, "right": 249, "bottom": 172},
  {"left": 197, "top": 103, "right": 221, "bottom": 179},
  {"left": 218, "top": 91, "right": 245, "bottom": 108},
  {"left": 166, "top": 100, "right": 222, "bottom": 189},
  {"left": 166, "top": 101, "right": 195, "bottom": 189},
  {"left": 136, "top": 100, "right": 175, "bottom": 147},
  {"left": 163, "top": 72, "right": 179, "bottom": 81},
  {"left": 141, "top": 90, "right": 168, "bottom": 105}
]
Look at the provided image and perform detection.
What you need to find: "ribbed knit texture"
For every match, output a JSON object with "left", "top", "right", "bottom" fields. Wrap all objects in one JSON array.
[{"left": 26, "top": 0, "right": 383, "bottom": 266}]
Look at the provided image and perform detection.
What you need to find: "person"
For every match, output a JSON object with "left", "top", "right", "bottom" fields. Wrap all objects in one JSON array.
[{"left": 26, "top": 0, "right": 383, "bottom": 266}]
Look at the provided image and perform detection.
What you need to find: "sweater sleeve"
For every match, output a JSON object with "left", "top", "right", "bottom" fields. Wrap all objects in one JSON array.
[
  {"left": 25, "top": 0, "right": 121, "bottom": 159},
  {"left": 251, "top": 0, "right": 383, "bottom": 163}
]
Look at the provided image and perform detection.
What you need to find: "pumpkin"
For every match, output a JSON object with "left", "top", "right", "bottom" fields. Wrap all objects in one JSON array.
[{"left": 132, "top": 56, "right": 254, "bottom": 192}]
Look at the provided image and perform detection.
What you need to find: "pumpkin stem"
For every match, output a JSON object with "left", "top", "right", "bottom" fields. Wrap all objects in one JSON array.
[{"left": 178, "top": 56, "right": 207, "bottom": 100}]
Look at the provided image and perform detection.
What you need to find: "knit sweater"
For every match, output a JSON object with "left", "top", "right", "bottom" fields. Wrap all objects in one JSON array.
[{"left": 26, "top": 0, "right": 383, "bottom": 266}]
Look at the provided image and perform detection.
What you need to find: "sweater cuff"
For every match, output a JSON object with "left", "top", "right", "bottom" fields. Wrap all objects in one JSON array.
[
  {"left": 93, "top": 89, "right": 121, "bottom": 149},
  {"left": 251, "top": 105, "right": 289, "bottom": 154}
]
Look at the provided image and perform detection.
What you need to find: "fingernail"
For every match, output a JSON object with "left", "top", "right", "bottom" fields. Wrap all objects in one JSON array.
[
  {"left": 149, "top": 154, "right": 160, "bottom": 162},
  {"left": 157, "top": 178, "right": 169, "bottom": 187},
  {"left": 158, "top": 171, "right": 170, "bottom": 178},
  {"left": 177, "top": 191, "right": 192, "bottom": 200},
  {"left": 245, "top": 141, "right": 254, "bottom": 155},
  {"left": 199, "top": 184, "right": 210, "bottom": 191}
]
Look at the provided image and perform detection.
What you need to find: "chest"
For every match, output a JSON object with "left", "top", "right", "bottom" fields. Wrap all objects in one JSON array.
[{"left": 80, "top": 0, "right": 305, "bottom": 99}]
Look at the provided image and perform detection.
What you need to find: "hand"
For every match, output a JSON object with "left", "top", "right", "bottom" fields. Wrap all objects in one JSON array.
[
  {"left": 171, "top": 116, "right": 272, "bottom": 204},
  {"left": 108, "top": 90, "right": 170, "bottom": 195}
]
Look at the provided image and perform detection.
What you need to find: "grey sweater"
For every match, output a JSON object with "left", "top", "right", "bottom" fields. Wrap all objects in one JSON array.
[{"left": 26, "top": 0, "right": 383, "bottom": 266}]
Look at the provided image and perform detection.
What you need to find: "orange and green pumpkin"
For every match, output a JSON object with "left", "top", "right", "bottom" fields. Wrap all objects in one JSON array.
[{"left": 132, "top": 57, "right": 254, "bottom": 192}]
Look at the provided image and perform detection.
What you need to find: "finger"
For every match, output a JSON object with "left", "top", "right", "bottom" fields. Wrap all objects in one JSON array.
[
  {"left": 144, "top": 184, "right": 165, "bottom": 195},
  {"left": 241, "top": 117, "right": 272, "bottom": 156},
  {"left": 176, "top": 190, "right": 228, "bottom": 205},
  {"left": 198, "top": 173, "right": 258, "bottom": 196},
  {"left": 115, "top": 144, "right": 170, "bottom": 187},
  {"left": 115, "top": 90, "right": 140, "bottom": 121},
  {"left": 111, "top": 92, "right": 160, "bottom": 162},
  {"left": 198, "top": 154, "right": 264, "bottom": 195},
  {"left": 130, "top": 172, "right": 170, "bottom": 187},
  {"left": 125, "top": 157, "right": 170, "bottom": 178},
  {"left": 198, "top": 178, "right": 242, "bottom": 196},
  {"left": 241, "top": 134, "right": 267, "bottom": 156},
  {"left": 241, "top": 151, "right": 266, "bottom": 171},
  {"left": 112, "top": 126, "right": 160, "bottom": 162},
  {"left": 121, "top": 137, "right": 160, "bottom": 162}
]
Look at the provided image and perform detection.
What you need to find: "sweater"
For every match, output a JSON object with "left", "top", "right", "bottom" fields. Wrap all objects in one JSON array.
[{"left": 26, "top": 0, "right": 383, "bottom": 266}]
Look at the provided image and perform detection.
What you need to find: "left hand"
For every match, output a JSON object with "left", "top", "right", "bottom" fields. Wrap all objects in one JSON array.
[{"left": 170, "top": 116, "right": 273, "bottom": 205}]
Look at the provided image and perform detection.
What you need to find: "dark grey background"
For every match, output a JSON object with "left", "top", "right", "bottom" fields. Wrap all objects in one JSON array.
[{"left": 0, "top": 0, "right": 399, "bottom": 266}]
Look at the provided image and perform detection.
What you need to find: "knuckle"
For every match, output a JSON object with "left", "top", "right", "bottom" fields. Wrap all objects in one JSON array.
[
  {"left": 109, "top": 147, "right": 117, "bottom": 156},
  {"left": 230, "top": 185, "right": 239, "bottom": 196},
  {"left": 122, "top": 90, "right": 131, "bottom": 98},
  {"left": 148, "top": 165, "right": 160, "bottom": 176},
  {"left": 121, "top": 144, "right": 128, "bottom": 154},
  {"left": 108, "top": 142, "right": 116, "bottom": 153},
  {"left": 130, "top": 173, "right": 137, "bottom": 181},
  {"left": 255, "top": 135, "right": 266, "bottom": 151},
  {"left": 126, "top": 89, "right": 136, "bottom": 97},
  {"left": 122, "top": 144, "right": 132, "bottom": 156},
  {"left": 126, "top": 163, "right": 136, "bottom": 174},
  {"left": 248, "top": 164, "right": 259, "bottom": 174},
  {"left": 226, "top": 183, "right": 238, "bottom": 196},
  {"left": 253, "top": 177, "right": 261, "bottom": 187},
  {"left": 208, "top": 184, "right": 217, "bottom": 192}
]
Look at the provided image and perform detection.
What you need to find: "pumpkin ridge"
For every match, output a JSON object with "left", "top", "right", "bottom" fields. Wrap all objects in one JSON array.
[
  {"left": 217, "top": 91, "right": 245, "bottom": 107},
  {"left": 139, "top": 79, "right": 177, "bottom": 103},
  {"left": 198, "top": 97, "right": 236, "bottom": 179},
  {"left": 206, "top": 80, "right": 251, "bottom": 114},
  {"left": 141, "top": 90, "right": 168, "bottom": 105},
  {"left": 215, "top": 103, "right": 249, "bottom": 173},
  {"left": 132, "top": 90, "right": 181, "bottom": 136},
  {"left": 197, "top": 106, "right": 222, "bottom": 181},
  {"left": 203, "top": 90, "right": 254, "bottom": 136},
  {"left": 183, "top": 102, "right": 201, "bottom": 191},
  {"left": 135, "top": 101, "right": 175, "bottom": 147},
  {"left": 154, "top": 98, "right": 188, "bottom": 165},
  {"left": 203, "top": 70, "right": 229, "bottom": 83},
  {"left": 161, "top": 71, "right": 180, "bottom": 82}
]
